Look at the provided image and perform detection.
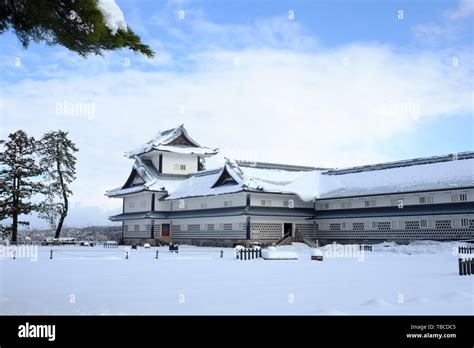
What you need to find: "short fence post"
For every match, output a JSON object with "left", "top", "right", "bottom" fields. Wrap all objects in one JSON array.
[
  {"left": 259, "top": 249, "right": 262, "bottom": 258},
  {"left": 220, "top": 250, "right": 223, "bottom": 258},
  {"left": 50, "top": 250, "right": 53, "bottom": 260},
  {"left": 13, "top": 250, "right": 16, "bottom": 260},
  {"left": 125, "top": 250, "right": 129, "bottom": 260},
  {"left": 462, "top": 260, "right": 467, "bottom": 275},
  {"left": 156, "top": 250, "right": 159, "bottom": 259},
  {"left": 458, "top": 258, "right": 463, "bottom": 275},
  {"left": 470, "top": 260, "right": 474, "bottom": 274},
  {"left": 239, "top": 250, "right": 243, "bottom": 260},
  {"left": 467, "top": 259, "right": 472, "bottom": 276}
]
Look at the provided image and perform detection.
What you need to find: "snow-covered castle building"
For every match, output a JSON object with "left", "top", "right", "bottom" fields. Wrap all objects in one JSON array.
[{"left": 106, "top": 125, "right": 474, "bottom": 246}]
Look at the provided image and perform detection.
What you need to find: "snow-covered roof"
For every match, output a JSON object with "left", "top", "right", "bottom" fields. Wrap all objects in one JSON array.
[
  {"left": 319, "top": 156, "right": 474, "bottom": 199},
  {"left": 164, "top": 159, "right": 318, "bottom": 200},
  {"left": 126, "top": 124, "right": 218, "bottom": 157},
  {"left": 107, "top": 150, "right": 474, "bottom": 202}
]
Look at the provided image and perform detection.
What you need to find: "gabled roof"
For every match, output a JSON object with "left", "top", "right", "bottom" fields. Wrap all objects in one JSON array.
[
  {"left": 211, "top": 165, "right": 241, "bottom": 188},
  {"left": 105, "top": 156, "right": 186, "bottom": 197},
  {"left": 126, "top": 124, "right": 218, "bottom": 158}
]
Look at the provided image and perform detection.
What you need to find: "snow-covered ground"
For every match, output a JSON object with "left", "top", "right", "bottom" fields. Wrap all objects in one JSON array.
[{"left": 0, "top": 241, "right": 473, "bottom": 315}]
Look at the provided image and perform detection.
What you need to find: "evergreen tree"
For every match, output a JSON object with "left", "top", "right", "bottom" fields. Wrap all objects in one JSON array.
[
  {"left": 0, "top": 130, "right": 43, "bottom": 243},
  {"left": 39, "top": 131, "right": 78, "bottom": 238},
  {"left": 0, "top": 0, "right": 154, "bottom": 57}
]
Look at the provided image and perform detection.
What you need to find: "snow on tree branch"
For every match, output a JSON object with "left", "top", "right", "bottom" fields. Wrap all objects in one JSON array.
[{"left": 96, "top": 0, "right": 128, "bottom": 35}]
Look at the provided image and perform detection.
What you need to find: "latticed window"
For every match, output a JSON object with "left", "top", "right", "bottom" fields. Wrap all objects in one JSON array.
[
  {"left": 207, "top": 224, "right": 214, "bottom": 231},
  {"left": 330, "top": 223, "right": 341, "bottom": 231},
  {"left": 223, "top": 223, "right": 233, "bottom": 231},
  {"left": 188, "top": 224, "right": 200, "bottom": 232},
  {"left": 318, "top": 203, "right": 329, "bottom": 209},
  {"left": 353, "top": 222, "right": 365, "bottom": 231},
  {"left": 419, "top": 196, "right": 434, "bottom": 204}
]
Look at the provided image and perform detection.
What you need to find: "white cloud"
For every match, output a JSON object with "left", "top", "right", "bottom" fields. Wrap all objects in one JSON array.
[
  {"left": 412, "top": 0, "right": 474, "bottom": 44},
  {"left": 445, "top": 0, "right": 474, "bottom": 20},
  {"left": 150, "top": 3, "right": 318, "bottom": 53}
]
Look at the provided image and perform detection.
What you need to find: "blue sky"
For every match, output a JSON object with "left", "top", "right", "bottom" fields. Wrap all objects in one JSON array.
[{"left": 0, "top": 0, "right": 473, "bottom": 227}]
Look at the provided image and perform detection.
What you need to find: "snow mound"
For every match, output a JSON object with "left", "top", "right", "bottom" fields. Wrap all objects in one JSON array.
[
  {"left": 362, "top": 298, "right": 393, "bottom": 307},
  {"left": 262, "top": 249, "right": 298, "bottom": 260},
  {"left": 310, "top": 249, "right": 323, "bottom": 257},
  {"left": 441, "top": 291, "right": 473, "bottom": 301},
  {"left": 372, "top": 240, "right": 465, "bottom": 255},
  {"left": 97, "top": 0, "right": 127, "bottom": 35},
  {"left": 406, "top": 297, "right": 431, "bottom": 304}
]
